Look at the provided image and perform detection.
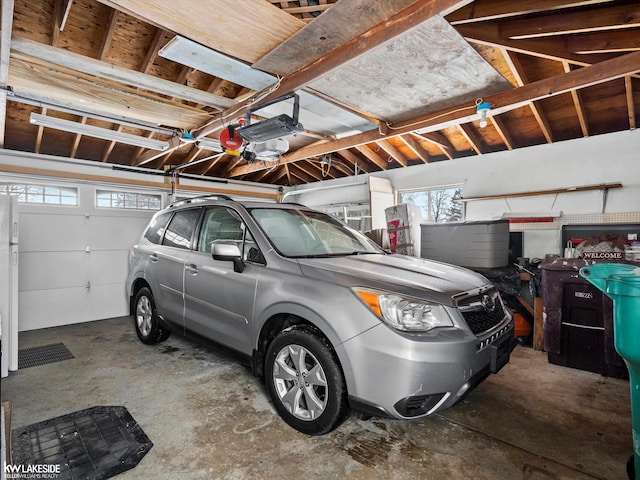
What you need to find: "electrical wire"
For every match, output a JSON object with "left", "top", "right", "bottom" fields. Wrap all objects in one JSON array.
[{"left": 381, "top": 98, "right": 484, "bottom": 133}]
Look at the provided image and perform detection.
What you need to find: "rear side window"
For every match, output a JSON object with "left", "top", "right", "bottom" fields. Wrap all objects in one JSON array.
[
  {"left": 144, "top": 212, "right": 172, "bottom": 244},
  {"left": 162, "top": 209, "right": 201, "bottom": 249}
]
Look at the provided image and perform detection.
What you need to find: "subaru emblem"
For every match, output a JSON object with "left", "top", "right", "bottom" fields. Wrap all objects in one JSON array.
[{"left": 481, "top": 294, "right": 496, "bottom": 313}]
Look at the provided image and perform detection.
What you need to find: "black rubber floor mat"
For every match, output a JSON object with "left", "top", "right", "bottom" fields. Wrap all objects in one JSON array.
[
  {"left": 12, "top": 406, "right": 153, "bottom": 480},
  {"left": 18, "top": 342, "right": 74, "bottom": 369}
]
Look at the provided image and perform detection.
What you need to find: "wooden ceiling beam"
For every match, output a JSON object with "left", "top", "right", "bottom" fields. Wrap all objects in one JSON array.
[
  {"left": 228, "top": 48, "right": 640, "bottom": 177},
  {"left": 490, "top": 115, "right": 515, "bottom": 150},
  {"left": 284, "top": 164, "right": 292, "bottom": 185},
  {"left": 412, "top": 131, "right": 456, "bottom": 159},
  {"left": 501, "top": 3, "right": 640, "bottom": 39},
  {"left": 51, "top": 0, "right": 64, "bottom": 47},
  {"left": 340, "top": 148, "right": 371, "bottom": 173},
  {"left": 566, "top": 30, "right": 640, "bottom": 54},
  {"left": 194, "top": 0, "right": 474, "bottom": 137},
  {"left": 70, "top": 116, "right": 88, "bottom": 158},
  {"left": 625, "top": 76, "right": 636, "bottom": 130},
  {"left": 295, "top": 161, "right": 326, "bottom": 182},
  {"left": 99, "top": 9, "right": 119, "bottom": 60},
  {"left": 456, "top": 22, "right": 614, "bottom": 66},
  {"left": 101, "top": 130, "right": 120, "bottom": 162},
  {"left": 200, "top": 153, "right": 232, "bottom": 176},
  {"left": 375, "top": 139, "right": 408, "bottom": 167},
  {"left": 355, "top": 144, "right": 388, "bottom": 170},
  {"left": 447, "top": 0, "right": 614, "bottom": 25},
  {"left": 563, "top": 62, "right": 590, "bottom": 136},
  {"left": 10, "top": 36, "right": 235, "bottom": 110},
  {"left": 288, "top": 163, "right": 318, "bottom": 184},
  {"left": 330, "top": 158, "right": 355, "bottom": 177},
  {"left": 399, "top": 134, "right": 430, "bottom": 163},
  {"left": 140, "top": 27, "right": 165, "bottom": 74},
  {"left": 502, "top": 49, "right": 554, "bottom": 143},
  {"left": 457, "top": 124, "right": 486, "bottom": 155}
]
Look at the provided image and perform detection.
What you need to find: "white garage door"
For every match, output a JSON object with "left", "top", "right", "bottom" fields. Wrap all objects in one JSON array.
[{"left": 17, "top": 184, "right": 159, "bottom": 331}]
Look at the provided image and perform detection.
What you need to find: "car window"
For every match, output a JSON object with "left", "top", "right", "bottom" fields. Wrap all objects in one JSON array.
[
  {"left": 198, "top": 207, "right": 264, "bottom": 264},
  {"left": 162, "top": 208, "right": 201, "bottom": 249},
  {"left": 144, "top": 212, "right": 172, "bottom": 244},
  {"left": 250, "top": 207, "right": 381, "bottom": 257}
]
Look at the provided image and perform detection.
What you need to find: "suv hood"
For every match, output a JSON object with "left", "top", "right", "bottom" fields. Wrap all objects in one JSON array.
[{"left": 297, "top": 253, "right": 490, "bottom": 306}]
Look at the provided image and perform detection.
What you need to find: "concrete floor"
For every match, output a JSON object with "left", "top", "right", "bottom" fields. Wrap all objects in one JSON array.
[{"left": 2, "top": 317, "right": 633, "bottom": 480}]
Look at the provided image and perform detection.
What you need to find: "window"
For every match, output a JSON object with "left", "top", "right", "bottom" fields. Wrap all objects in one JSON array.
[
  {"left": 197, "top": 207, "right": 263, "bottom": 263},
  {"left": 144, "top": 212, "right": 173, "bottom": 245},
  {"left": 399, "top": 185, "right": 462, "bottom": 223},
  {"left": 0, "top": 183, "right": 77, "bottom": 205},
  {"left": 162, "top": 208, "right": 201, "bottom": 249},
  {"left": 96, "top": 190, "right": 161, "bottom": 210},
  {"left": 251, "top": 207, "right": 379, "bottom": 258}
]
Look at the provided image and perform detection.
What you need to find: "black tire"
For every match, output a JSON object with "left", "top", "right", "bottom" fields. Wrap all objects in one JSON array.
[
  {"left": 133, "top": 287, "right": 171, "bottom": 345},
  {"left": 265, "top": 325, "right": 348, "bottom": 435}
]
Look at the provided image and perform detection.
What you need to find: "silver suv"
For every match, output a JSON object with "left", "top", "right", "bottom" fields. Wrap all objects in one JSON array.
[{"left": 126, "top": 195, "right": 514, "bottom": 435}]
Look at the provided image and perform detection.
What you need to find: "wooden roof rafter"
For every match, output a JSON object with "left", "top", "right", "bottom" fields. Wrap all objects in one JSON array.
[{"left": 228, "top": 48, "right": 640, "bottom": 177}]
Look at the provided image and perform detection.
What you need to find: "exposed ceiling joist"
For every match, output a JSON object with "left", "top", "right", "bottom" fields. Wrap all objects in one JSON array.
[
  {"left": 10, "top": 36, "right": 236, "bottom": 110},
  {"left": 447, "top": 0, "right": 614, "bottom": 24},
  {"left": 4, "top": 0, "right": 640, "bottom": 187},
  {"left": 501, "top": 3, "right": 640, "bottom": 39},
  {"left": 194, "top": 0, "right": 474, "bottom": 138},
  {"left": 229, "top": 48, "right": 640, "bottom": 177},
  {"left": 375, "top": 140, "right": 408, "bottom": 167},
  {"left": 400, "top": 134, "right": 431, "bottom": 163}
]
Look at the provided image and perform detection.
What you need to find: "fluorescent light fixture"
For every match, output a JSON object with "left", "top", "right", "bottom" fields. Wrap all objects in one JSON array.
[
  {"left": 196, "top": 137, "right": 222, "bottom": 151},
  {"left": 30, "top": 113, "right": 170, "bottom": 151},
  {"left": 159, "top": 35, "right": 277, "bottom": 91}
]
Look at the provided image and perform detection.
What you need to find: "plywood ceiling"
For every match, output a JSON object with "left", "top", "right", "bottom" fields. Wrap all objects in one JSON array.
[{"left": 2, "top": 0, "right": 640, "bottom": 186}]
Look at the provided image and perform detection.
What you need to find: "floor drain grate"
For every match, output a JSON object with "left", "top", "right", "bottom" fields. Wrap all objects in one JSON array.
[
  {"left": 18, "top": 342, "right": 74, "bottom": 369},
  {"left": 11, "top": 405, "right": 153, "bottom": 480}
]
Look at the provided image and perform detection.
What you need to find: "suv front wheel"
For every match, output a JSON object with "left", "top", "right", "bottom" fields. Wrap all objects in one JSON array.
[
  {"left": 134, "top": 287, "right": 171, "bottom": 344},
  {"left": 265, "top": 325, "right": 348, "bottom": 435}
]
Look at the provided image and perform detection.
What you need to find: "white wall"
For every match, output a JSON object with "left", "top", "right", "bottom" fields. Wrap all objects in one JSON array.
[
  {"left": 288, "top": 129, "right": 640, "bottom": 259},
  {"left": 0, "top": 150, "right": 279, "bottom": 331}
]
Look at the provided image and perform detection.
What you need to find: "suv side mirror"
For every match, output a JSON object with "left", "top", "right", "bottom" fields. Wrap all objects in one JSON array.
[{"left": 211, "top": 242, "right": 245, "bottom": 273}]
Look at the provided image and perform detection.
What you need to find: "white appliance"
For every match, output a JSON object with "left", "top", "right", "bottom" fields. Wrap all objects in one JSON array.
[{"left": 0, "top": 194, "right": 18, "bottom": 378}]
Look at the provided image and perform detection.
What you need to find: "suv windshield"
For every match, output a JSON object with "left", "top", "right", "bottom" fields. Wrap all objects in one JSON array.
[{"left": 250, "top": 207, "right": 382, "bottom": 258}]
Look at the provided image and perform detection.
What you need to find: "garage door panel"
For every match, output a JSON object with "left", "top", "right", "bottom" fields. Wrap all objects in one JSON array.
[
  {"left": 20, "top": 212, "right": 89, "bottom": 252},
  {"left": 19, "top": 283, "right": 129, "bottom": 332},
  {"left": 87, "top": 250, "right": 130, "bottom": 285},
  {"left": 19, "top": 251, "right": 88, "bottom": 291},
  {"left": 87, "top": 214, "right": 153, "bottom": 250}
]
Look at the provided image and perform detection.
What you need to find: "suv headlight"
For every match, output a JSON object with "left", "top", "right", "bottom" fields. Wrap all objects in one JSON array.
[{"left": 353, "top": 288, "right": 453, "bottom": 332}]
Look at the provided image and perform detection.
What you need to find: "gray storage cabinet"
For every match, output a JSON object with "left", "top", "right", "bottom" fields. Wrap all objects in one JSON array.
[{"left": 420, "top": 220, "right": 509, "bottom": 268}]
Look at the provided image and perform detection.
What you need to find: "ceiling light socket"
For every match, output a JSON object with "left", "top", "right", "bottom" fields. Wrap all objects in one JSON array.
[{"left": 476, "top": 101, "right": 491, "bottom": 128}]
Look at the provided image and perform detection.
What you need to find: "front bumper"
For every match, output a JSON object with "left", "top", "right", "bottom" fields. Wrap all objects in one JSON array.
[{"left": 336, "top": 316, "right": 514, "bottom": 420}]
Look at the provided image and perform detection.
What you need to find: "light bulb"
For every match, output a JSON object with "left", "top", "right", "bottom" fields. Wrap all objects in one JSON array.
[{"left": 476, "top": 101, "right": 491, "bottom": 128}]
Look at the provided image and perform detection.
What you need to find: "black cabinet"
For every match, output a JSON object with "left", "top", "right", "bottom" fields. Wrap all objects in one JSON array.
[{"left": 541, "top": 258, "right": 628, "bottom": 379}]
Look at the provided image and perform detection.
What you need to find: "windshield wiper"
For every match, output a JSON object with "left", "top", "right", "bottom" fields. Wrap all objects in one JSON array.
[{"left": 295, "top": 251, "right": 377, "bottom": 258}]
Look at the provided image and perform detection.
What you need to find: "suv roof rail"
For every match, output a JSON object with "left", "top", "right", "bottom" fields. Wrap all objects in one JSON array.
[{"left": 168, "top": 194, "right": 233, "bottom": 208}]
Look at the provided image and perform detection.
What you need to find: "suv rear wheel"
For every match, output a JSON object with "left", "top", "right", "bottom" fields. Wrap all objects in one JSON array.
[
  {"left": 265, "top": 325, "right": 348, "bottom": 435},
  {"left": 134, "top": 287, "right": 171, "bottom": 344}
]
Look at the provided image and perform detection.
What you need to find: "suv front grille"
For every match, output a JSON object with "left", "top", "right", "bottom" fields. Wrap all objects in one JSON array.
[{"left": 455, "top": 288, "right": 506, "bottom": 336}]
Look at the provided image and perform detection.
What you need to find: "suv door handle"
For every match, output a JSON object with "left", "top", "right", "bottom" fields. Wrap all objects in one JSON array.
[
  {"left": 185, "top": 264, "right": 198, "bottom": 275},
  {"left": 149, "top": 253, "right": 158, "bottom": 263}
]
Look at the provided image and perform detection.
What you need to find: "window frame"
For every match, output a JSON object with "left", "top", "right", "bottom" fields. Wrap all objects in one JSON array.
[
  {"left": 95, "top": 189, "right": 162, "bottom": 211},
  {"left": 397, "top": 184, "right": 463, "bottom": 224},
  {"left": 0, "top": 183, "right": 78, "bottom": 206},
  {"left": 196, "top": 206, "right": 265, "bottom": 265}
]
